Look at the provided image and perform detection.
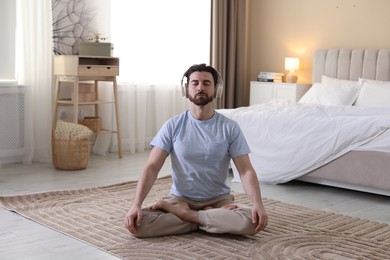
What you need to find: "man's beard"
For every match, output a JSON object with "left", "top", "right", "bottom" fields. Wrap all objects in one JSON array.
[{"left": 188, "top": 92, "right": 214, "bottom": 106}]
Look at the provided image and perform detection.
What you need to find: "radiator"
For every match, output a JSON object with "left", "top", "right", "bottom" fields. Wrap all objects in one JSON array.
[{"left": 0, "top": 86, "right": 26, "bottom": 166}]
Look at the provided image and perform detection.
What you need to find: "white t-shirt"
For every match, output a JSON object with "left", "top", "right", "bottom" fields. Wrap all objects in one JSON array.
[{"left": 151, "top": 110, "right": 251, "bottom": 201}]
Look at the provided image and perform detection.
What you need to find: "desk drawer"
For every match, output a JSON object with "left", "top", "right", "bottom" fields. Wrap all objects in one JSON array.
[{"left": 78, "top": 66, "right": 119, "bottom": 76}]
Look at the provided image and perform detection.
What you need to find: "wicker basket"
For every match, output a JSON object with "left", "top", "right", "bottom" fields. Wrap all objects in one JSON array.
[
  {"left": 52, "top": 138, "right": 89, "bottom": 170},
  {"left": 78, "top": 117, "right": 102, "bottom": 133}
]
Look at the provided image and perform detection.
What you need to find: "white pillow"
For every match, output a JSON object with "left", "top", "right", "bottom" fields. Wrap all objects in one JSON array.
[
  {"left": 322, "top": 75, "right": 359, "bottom": 88},
  {"left": 355, "top": 81, "right": 390, "bottom": 107},
  {"left": 358, "top": 78, "right": 390, "bottom": 86},
  {"left": 299, "top": 82, "right": 361, "bottom": 106}
]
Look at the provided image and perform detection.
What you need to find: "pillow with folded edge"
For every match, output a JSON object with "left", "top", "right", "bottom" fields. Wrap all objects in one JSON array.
[
  {"left": 355, "top": 80, "right": 390, "bottom": 107},
  {"left": 358, "top": 77, "right": 390, "bottom": 86},
  {"left": 298, "top": 82, "right": 361, "bottom": 106},
  {"left": 321, "top": 75, "right": 359, "bottom": 88}
]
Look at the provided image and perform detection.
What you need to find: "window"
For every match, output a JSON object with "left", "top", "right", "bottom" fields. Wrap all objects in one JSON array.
[
  {"left": 111, "top": 0, "right": 211, "bottom": 85},
  {"left": 0, "top": 0, "right": 16, "bottom": 85}
]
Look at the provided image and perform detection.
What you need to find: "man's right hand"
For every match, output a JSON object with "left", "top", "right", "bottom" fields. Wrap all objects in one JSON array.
[{"left": 124, "top": 206, "right": 142, "bottom": 234}]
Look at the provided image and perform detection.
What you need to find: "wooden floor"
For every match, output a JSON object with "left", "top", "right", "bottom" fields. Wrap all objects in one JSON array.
[{"left": 1, "top": 151, "right": 389, "bottom": 259}]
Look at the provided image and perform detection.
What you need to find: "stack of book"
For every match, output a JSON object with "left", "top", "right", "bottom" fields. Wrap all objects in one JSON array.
[{"left": 257, "top": 72, "right": 284, "bottom": 83}]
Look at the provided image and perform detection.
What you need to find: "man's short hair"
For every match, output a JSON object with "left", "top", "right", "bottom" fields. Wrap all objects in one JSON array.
[{"left": 183, "top": 64, "right": 219, "bottom": 87}]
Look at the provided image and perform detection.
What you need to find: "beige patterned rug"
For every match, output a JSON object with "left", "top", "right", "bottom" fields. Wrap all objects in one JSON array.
[{"left": 1, "top": 176, "right": 389, "bottom": 260}]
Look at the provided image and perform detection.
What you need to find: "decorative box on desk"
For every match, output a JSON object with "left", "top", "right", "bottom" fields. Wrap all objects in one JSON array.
[
  {"left": 79, "top": 42, "right": 113, "bottom": 57},
  {"left": 52, "top": 55, "right": 123, "bottom": 158},
  {"left": 249, "top": 81, "right": 311, "bottom": 105}
]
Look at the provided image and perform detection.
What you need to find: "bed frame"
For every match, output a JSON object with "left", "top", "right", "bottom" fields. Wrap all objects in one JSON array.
[{"left": 297, "top": 49, "right": 390, "bottom": 196}]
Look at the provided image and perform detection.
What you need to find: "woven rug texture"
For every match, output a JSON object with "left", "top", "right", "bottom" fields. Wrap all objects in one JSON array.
[{"left": 1, "top": 177, "right": 389, "bottom": 260}]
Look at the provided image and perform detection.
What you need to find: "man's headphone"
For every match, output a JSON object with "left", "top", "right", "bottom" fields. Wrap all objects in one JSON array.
[{"left": 181, "top": 66, "right": 224, "bottom": 99}]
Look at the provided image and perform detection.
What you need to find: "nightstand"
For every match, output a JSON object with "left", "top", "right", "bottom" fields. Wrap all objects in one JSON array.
[{"left": 249, "top": 81, "right": 311, "bottom": 105}]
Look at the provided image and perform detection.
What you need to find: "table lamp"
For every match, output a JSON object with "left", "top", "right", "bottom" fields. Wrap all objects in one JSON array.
[{"left": 285, "top": 57, "right": 300, "bottom": 83}]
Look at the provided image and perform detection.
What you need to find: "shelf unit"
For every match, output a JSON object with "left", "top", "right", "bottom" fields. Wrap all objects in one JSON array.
[{"left": 52, "top": 55, "right": 122, "bottom": 158}]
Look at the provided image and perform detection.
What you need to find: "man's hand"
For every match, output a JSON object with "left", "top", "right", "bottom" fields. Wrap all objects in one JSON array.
[
  {"left": 251, "top": 203, "right": 268, "bottom": 233},
  {"left": 124, "top": 206, "right": 143, "bottom": 234}
]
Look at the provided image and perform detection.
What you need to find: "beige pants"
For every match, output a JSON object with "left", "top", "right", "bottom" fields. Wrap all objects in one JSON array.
[{"left": 134, "top": 194, "right": 256, "bottom": 238}]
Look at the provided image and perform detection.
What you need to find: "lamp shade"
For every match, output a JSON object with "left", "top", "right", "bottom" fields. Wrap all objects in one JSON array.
[{"left": 285, "top": 57, "right": 300, "bottom": 71}]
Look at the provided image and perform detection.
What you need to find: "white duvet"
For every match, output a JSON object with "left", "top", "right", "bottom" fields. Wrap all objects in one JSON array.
[{"left": 218, "top": 100, "right": 390, "bottom": 184}]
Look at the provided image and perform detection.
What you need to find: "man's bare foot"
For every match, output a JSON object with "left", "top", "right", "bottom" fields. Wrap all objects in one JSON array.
[
  {"left": 150, "top": 200, "right": 189, "bottom": 212},
  {"left": 151, "top": 200, "right": 199, "bottom": 223},
  {"left": 221, "top": 204, "right": 238, "bottom": 210},
  {"left": 203, "top": 204, "right": 238, "bottom": 210}
]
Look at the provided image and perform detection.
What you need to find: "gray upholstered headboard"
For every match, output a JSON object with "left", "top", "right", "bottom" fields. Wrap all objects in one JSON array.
[{"left": 312, "top": 49, "right": 390, "bottom": 83}]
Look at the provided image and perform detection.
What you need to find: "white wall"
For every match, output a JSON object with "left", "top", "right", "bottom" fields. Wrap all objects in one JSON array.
[{"left": 85, "top": 0, "right": 111, "bottom": 40}]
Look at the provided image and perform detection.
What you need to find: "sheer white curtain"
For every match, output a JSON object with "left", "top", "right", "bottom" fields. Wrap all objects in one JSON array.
[
  {"left": 16, "top": 0, "right": 53, "bottom": 163},
  {"left": 111, "top": 0, "right": 210, "bottom": 153}
]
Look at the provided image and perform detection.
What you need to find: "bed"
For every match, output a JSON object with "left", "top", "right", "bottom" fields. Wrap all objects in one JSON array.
[{"left": 219, "top": 49, "right": 390, "bottom": 196}]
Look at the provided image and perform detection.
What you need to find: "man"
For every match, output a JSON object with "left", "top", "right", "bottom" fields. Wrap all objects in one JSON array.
[{"left": 124, "top": 64, "right": 268, "bottom": 237}]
